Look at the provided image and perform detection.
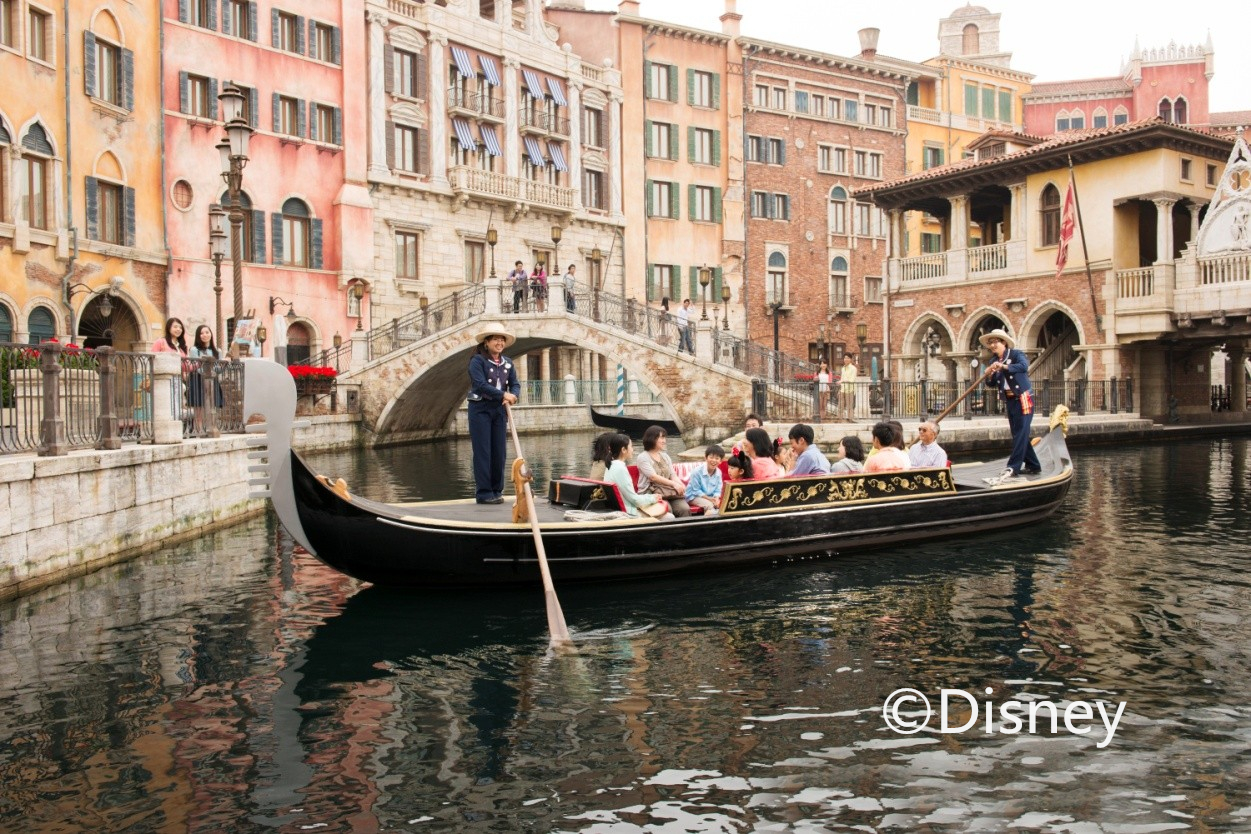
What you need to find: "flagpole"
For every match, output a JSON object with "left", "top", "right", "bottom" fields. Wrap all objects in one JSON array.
[{"left": 1067, "top": 155, "right": 1102, "bottom": 333}]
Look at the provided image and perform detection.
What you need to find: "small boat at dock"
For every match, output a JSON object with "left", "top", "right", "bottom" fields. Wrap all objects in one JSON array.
[{"left": 588, "top": 405, "right": 682, "bottom": 438}]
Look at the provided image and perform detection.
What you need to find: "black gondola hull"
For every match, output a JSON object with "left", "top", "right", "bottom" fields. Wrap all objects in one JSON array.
[{"left": 588, "top": 405, "right": 682, "bottom": 437}]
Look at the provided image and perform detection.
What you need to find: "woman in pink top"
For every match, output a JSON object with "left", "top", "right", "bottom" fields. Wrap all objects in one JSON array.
[
  {"left": 744, "top": 427, "right": 784, "bottom": 479},
  {"left": 152, "top": 317, "right": 188, "bottom": 355}
]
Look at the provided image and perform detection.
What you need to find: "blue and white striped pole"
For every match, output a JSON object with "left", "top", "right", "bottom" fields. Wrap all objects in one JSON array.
[{"left": 616, "top": 363, "right": 625, "bottom": 415}]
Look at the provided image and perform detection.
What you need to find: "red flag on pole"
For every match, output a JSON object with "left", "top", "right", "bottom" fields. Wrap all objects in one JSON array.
[{"left": 1055, "top": 177, "right": 1076, "bottom": 278}]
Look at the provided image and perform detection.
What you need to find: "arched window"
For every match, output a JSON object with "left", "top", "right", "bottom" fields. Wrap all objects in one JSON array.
[
  {"left": 962, "top": 23, "right": 979, "bottom": 55},
  {"left": 21, "top": 124, "right": 53, "bottom": 230},
  {"left": 828, "top": 186, "right": 847, "bottom": 234},
  {"left": 1173, "top": 97, "right": 1188, "bottom": 125},
  {"left": 829, "top": 256, "right": 849, "bottom": 308},
  {"left": 28, "top": 305, "right": 56, "bottom": 344},
  {"left": 0, "top": 303, "right": 13, "bottom": 342},
  {"left": 766, "top": 251, "right": 787, "bottom": 306},
  {"left": 220, "top": 190, "right": 261, "bottom": 262},
  {"left": 279, "top": 198, "right": 310, "bottom": 267},
  {"left": 285, "top": 321, "right": 311, "bottom": 365},
  {"left": 1158, "top": 97, "right": 1173, "bottom": 123},
  {"left": 1092, "top": 107, "right": 1108, "bottom": 129},
  {"left": 1056, "top": 109, "right": 1071, "bottom": 132},
  {"left": 1069, "top": 109, "right": 1085, "bottom": 130},
  {"left": 1040, "top": 184, "right": 1061, "bottom": 246},
  {"left": 1113, "top": 106, "right": 1129, "bottom": 126}
]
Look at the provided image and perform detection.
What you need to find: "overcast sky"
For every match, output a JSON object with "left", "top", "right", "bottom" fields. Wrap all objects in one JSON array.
[{"left": 580, "top": 0, "right": 1247, "bottom": 114}]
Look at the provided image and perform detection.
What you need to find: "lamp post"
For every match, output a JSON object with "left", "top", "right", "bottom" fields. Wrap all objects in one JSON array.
[
  {"left": 352, "top": 283, "right": 365, "bottom": 330},
  {"left": 268, "top": 296, "right": 295, "bottom": 318},
  {"left": 486, "top": 227, "right": 497, "bottom": 281},
  {"left": 699, "top": 265, "right": 711, "bottom": 321},
  {"left": 332, "top": 331, "right": 342, "bottom": 372},
  {"left": 209, "top": 205, "right": 228, "bottom": 342},
  {"left": 217, "top": 84, "right": 253, "bottom": 350},
  {"left": 591, "top": 247, "right": 603, "bottom": 321},
  {"left": 551, "top": 225, "right": 562, "bottom": 280},
  {"left": 721, "top": 284, "right": 730, "bottom": 330},
  {"left": 419, "top": 292, "right": 429, "bottom": 335},
  {"left": 856, "top": 322, "right": 868, "bottom": 420},
  {"left": 66, "top": 282, "right": 117, "bottom": 345},
  {"left": 256, "top": 323, "right": 267, "bottom": 357},
  {"left": 922, "top": 325, "right": 941, "bottom": 417}
]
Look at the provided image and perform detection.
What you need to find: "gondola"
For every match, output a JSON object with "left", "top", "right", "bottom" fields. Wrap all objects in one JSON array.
[
  {"left": 588, "top": 405, "right": 682, "bottom": 438},
  {"left": 244, "top": 359, "right": 1073, "bottom": 588}
]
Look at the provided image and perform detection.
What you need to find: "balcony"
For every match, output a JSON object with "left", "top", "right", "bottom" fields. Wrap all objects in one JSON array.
[
  {"left": 898, "top": 251, "right": 948, "bottom": 282},
  {"left": 969, "top": 241, "right": 1008, "bottom": 272},
  {"left": 386, "top": 0, "right": 426, "bottom": 22},
  {"left": 448, "top": 89, "right": 505, "bottom": 122},
  {"left": 907, "top": 104, "right": 941, "bottom": 124},
  {"left": 448, "top": 165, "right": 575, "bottom": 211},
  {"left": 891, "top": 241, "right": 1021, "bottom": 287},
  {"left": 521, "top": 109, "right": 547, "bottom": 136}
]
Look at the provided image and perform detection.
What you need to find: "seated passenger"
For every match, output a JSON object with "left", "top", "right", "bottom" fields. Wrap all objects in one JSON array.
[
  {"left": 744, "top": 427, "right": 784, "bottom": 479},
  {"left": 863, "top": 422, "right": 911, "bottom": 473},
  {"left": 635, "top": 425, "right": 692, "bottom": 518},
  {"left": 786, "top": 423, "right": 831, "bottom": 476},
  {"left": 603, "top": 432, "right": 672, "bottom": 519},
  {"left": 588, "top": 431, "right": 615, "bottom": 481},
  {"left": 830, "top": 435, "right": 866, "bottom": 474},
  {"left": 907, "top": 421, "right": 948, "bottom": 468},
  {"left": 685, "top": 444, "right": 725, "bottom": 515},
  {"left": 726, "top": 447, "right": 754, "bottom": 481}
]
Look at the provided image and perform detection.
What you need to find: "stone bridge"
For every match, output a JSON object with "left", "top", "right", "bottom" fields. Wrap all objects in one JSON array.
[{"left": 345, "top": 307, "right": 758, "bottom": 445}]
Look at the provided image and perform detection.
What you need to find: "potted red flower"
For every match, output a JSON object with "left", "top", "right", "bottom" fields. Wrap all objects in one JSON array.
[{"left": 288, "top": 364, "right": 338, "bottom": 395}]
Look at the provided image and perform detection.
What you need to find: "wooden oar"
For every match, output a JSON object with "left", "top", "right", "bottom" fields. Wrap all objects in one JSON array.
[
  {"left": 505, "top": 403, "right": 574, "bottom": 649},
  {"left": 931, "top": 369, "right": 993, "bottom": 426}
]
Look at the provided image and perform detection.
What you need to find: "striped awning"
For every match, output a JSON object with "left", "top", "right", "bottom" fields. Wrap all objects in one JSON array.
[
  {"left": 479, "top": 55, "right": 501, "bottom": 87},
  {"left": 452, "top": 117, "right": 476, "bottom": 151},
  {"left": 522, "top": 69, "right": 546, "bottom": 99},
  {"left": 548, "top": 141, "right": 568, "bottom": 172},
  {"left": 450, "top": 46, "right": 474, "bottom": 78},
  {"left": 523, "top": 135, "right": 546, "bottom": 167},
  {"left": 546, "top": 78, "right": 567, "bottom": 107},
  {"left": 480, "top": 124, "right": 502, "bottom": 157}
]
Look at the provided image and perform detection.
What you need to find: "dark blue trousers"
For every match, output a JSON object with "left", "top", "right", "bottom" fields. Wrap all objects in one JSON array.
[
  {"left": 469, "top": 400, "right": 509, "bottom": 500},
  {"left": 1005, "top": 396, "right": 1041, "bottom": 474}
]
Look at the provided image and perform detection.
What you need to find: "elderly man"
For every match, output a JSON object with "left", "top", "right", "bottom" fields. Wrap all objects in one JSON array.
[{"left": 908, "top": 421, "right": 947, "bottom": 468}]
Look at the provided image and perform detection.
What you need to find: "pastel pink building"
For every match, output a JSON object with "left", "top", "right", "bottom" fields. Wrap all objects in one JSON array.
[
  {"left": 1023, "top": 38, "right": 1213, "bottom": 136},
  {"left": 162, "top": 0, "right": 371, "bottom": 363}
]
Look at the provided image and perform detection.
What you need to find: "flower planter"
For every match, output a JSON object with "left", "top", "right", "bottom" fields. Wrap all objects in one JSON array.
[{"left": 295, "top": 378, "right": 335, "bottom": 396}]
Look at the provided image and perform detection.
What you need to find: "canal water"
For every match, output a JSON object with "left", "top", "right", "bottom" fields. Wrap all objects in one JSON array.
[{"left": 1, "top": 435, "right": 1249, "bottom": 832}]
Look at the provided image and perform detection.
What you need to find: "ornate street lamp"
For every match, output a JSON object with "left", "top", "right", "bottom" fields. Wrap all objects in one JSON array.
[
  {"left": 721, "top": 283, "right": 730, "bottom": 330},
  {"left": 209, "top": 205, "right": 228, "bottom": 341},
  {"left": 698, "top": 265, "right": 711, "bottom": 321},
  {"left": 351, "top": 283, "right": 366, "bottom": 330},
  {"left": 551, "top": 225, "right": 562, "bottom": 279},
  {"left": 922, "top": 325, "right": 942, "bottom": 416},
  {"left": 256, "top": 323, "right": 267, "bottom": 357},
  {"left": 486, "top": 227, "right": 498, "bottom": 281},
  {"left": 419, "top": 292, "right": 429, "bottom": 335},
  {"left": 217, "top": 84, "right": 253, "bottom": 350},
  {"left": 269, "top": 296, "right": 295, "bottom": 317},
  {"left": 591, "top": 247, "right": 603, "bottom": 321}
]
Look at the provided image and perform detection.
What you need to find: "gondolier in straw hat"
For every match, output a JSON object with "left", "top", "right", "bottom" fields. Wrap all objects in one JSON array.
[
  {"left": 980, "top": 328, "right": 1041, "bottom": 480},
  {"left": 468, "top": 322, "right": 521, "bottom": 504}
]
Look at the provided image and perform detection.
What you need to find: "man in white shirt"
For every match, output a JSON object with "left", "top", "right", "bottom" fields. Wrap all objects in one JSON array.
[
  {"left": 908, "top": 421, "right": 948, "bottom": 468},
  {"left": 563, "top": 264, "right": 577, "bottom": 312},
  {"left": 676, "top": 299, "right": 694, "bottom": 354}
]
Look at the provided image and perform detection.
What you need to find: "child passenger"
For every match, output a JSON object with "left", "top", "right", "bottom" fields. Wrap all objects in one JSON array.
[
  {"left": 726, "top": 446, "right": 754, "bottom": 481},
  {"left": 685, "top": 444, "right": 725, "bottom": 515}
]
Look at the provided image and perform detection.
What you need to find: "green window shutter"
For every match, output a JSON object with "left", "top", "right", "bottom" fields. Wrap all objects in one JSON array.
[
  {"left": 179, "top": 71, "right": 189, "bottom": 114},
  {"left": 311, "top": 218, "right": 323, "bottom": 269},
  {"left": 271, "top": 213, "right": 284, "bottom": 264},
  {"left": 296, "top": 98, "right": 306, "bottom": 137},
  {"left": 712, "top": 130, "right": 721, "bottom": 166},
  {"left": 247, "top": 2, "right": 258, "bottom": 41},
  {"left": 646, "top": 265, "right": 657, "bottom": 301},
  {"left": 84, "top": 32, "right": 97, "bottom": 97},
  {"left": 333, "top": 107, "right": 342, "bottom": 145},
  {"left": 270, "top": 9, "right": 279, "bottom": 48},
  {"left": 271, "top": 92, "right": 280, "bottom": 131},
  {"left": 644, "top": 120, "right": 653, "bottom": 157},
  {"left": 778, "top": 141, "right": 786, "bottom": 166},
  {"left": 221, "top": 0, "right": 232, "bottom": 34},
  {"left": 998, "top": 89, "right": 1012, "bottom": 122},
  {"left": 688, "top": 184, "right": 696, "bottom": 220},
  {"left": 178, "top": 0, "right": 189, "bottom": 24},
  {"left": 645, "top": 179, "right": 654, "bottom": 217},
  {"left": 123, "top": 187, "right": 136, "bottom": 247},
  {"left": 713, "top": 267, "right": 723, "bottom": 298},
  {"left": 687, "top": 126, "right": 695, "bottom": 163},
  {"left": 85, "top": 177, "right": 99, "bottom": 240},
  {"left": 668, "top": 126, "right": 677, "bottom": 161},
  {"left": 295, "top": 15, "right": 305, "bottom": 54},
  {"left": 208, "top": 78, "right": 218, "bottom": 119},
  {"left": 712, "top": 73, "right": 721, "bottom": 109},
  {"left": 712, "top": 187, "right": 722, "bottom": 223},
  {"left": 643, "top": 60, "right": 652, "bottom": 97},
  {"left": 121, "top": 49, "right": 134, "bottom": 110},
  {"left": 667, "top": 64, "right": 678, "bottom": 102},
  {"left": 981, "top": 87, "right": 995, "bottom": 120},
  {"left": 686, "top": 67, "right": 695, "bottom": 105},
  {"left": 964, "top": 83, "right": 978, "bottom": 116},
  {"left": 688, "top": 266, "right": 698, "bottom": 300},
  {"left": 308, "top": 101, "right": 318, "bottom": 141},
  {"left": 251, "top": 209, "right": 266, "bottom": 262},
  {"left": 669, "top": 182, "right": 679, "bottom": 219}
]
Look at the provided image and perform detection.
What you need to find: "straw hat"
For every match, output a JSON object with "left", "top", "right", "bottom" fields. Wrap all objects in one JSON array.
[
  {"left": 978, "top": 328, "right": 1015, "bottom": 349},
  {"left": 474, "top": 322, "right": 516, "bottom": 349}
]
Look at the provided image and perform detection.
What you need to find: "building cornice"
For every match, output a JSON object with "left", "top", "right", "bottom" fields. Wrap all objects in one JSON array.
[
  {"left": 739, "top": 37, "right": 916, "bottom": 83},
  {"left": 616, "top": 14, "right": 729, "bottom": 45},
  {"left": 925, "top": 55, "right": 1034, "bottom": 84}
]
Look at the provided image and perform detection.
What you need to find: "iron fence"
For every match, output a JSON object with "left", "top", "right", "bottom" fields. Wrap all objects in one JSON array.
[
  {"left": 521, "top": 378, "right": 663, "bottom": 406},
  {"left": 712, "top": 329, "right": 813, "bottom": 381},
  {"left": 368, "top": 285, "right": 486, "bottom": 359}
]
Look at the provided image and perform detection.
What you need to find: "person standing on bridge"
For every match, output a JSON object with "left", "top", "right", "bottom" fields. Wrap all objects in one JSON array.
[{"left": 468, "top": 323, "right": 520, "bottom": 504}]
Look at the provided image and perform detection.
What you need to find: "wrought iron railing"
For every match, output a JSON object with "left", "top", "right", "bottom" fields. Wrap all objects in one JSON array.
[
  {"left": 521, "top": 378, "right": 662, "bottom": 406},
  {"left": 367, "top": 285, "right": 486, "bottom": 359}
]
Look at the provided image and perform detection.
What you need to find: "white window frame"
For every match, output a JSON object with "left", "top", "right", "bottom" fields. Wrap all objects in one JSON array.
[
  {"left": 691, "top": 70, "right": 713, "bottom": 107},
  {"left": 693, "top": 127, "right": 713, "bottom": 165},
  {"left": 693, "top": 185, "right": 714, "bottom": 221}
]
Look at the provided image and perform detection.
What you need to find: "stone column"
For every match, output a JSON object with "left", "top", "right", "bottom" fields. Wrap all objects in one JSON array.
[
  {"left": 888, "top": 209, "right": 904, "bottom": 258},
  {"left": 1009, "top": 183, "right": 1027, "bottom": 240},
  {"left": 350, "top": 329, "right": 368, "bottom": 372},
  {"left": 429, "top": 35, "right": 449, "bottom": 186},
  {"left": 948, "top": 194, "right": 969, "bottom": 250},
  {"left": 366, "top": 12, "right": 390, "bottom": 180},
  {"left": 1230, "top": 341, "right": 1247, "bottom": 414},
  {"left": 151, "top": 352, "right": 184, "bottom": 444},
  {"left": 539, "top": 348, "right": 551, "bottom": 384},
  {"left": 695, "top": 319, "right": 712, "bottom": 360},
  {"left": 1153, "top": 198, "right": 1177, "bottom": 264},
  {"left": 608, "top": 91, "right": 623, "bottom": 218},
  {"left": 1188, "top": 202, "right": 1203, "bottom": 245},
  {"left": 503, "top": 57, "right": 520, "bottom": 178},
  {"left": 568, "top": 77, "right": 583, "bottom": 208}
]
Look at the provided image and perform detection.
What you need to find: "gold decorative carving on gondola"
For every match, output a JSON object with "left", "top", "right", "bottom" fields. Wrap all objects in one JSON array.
[{"left": 722, "top": 469, "right": 955, "bottom": 514}]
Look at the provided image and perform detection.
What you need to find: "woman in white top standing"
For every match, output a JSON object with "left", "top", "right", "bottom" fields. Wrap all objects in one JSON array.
[{"left": 816, "top": 362, "right": 831, "bottom": 421}]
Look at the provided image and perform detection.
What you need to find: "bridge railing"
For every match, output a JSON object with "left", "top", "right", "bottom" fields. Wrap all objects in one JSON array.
[
  {"left": 710, "top": 329, "right": 813, "bottom": 382},
  {"left": 522, "top": 379, "right": 663, "bottom": 405},
  {"left": 367, "top": 285, "right": 486, "bottom": 360}
]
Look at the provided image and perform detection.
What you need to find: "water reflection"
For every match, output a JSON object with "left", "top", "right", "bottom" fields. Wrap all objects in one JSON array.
[{"left": 0, "top": 439, "right": 1248, "bottom": 832}]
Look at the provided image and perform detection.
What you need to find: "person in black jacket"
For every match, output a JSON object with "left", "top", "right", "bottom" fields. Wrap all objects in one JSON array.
[
  {"left": 980, "top": 328, "right": 1041, "bottom": 479},
  {"left": 467, "top": 323, "right": 520, "bottom": 504}
]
